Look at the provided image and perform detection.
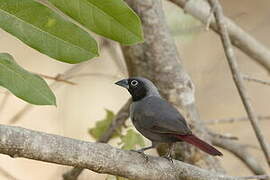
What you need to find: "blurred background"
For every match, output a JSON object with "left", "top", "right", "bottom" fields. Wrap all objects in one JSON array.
[{"left": 0, "top": 0, "right": 269, "bottom": 179}]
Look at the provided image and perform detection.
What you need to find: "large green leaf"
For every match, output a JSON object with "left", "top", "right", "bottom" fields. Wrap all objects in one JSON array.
[
  {"left": 120, "top": 129, "right": 145, "bottom": 150},
  {"left": 89, "top": 109, "right": 121, "bottom": 140},
  {"left": 0, "top": 0, "right": 98, "bottom": 63},
  {"left": 0, "top": 53, "right": 56, "bottom": 105},
  {"left": 48, "top": 0, "right": 143, "bottom": 45}
]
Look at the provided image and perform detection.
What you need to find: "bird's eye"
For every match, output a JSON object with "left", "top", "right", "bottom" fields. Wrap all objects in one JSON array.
[{"left": 130, "top": 80, "right": 138, "bottom": 86}]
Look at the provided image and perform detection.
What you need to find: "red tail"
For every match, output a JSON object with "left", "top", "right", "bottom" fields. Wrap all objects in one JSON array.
[{"left": 174, "top": 134, "right": 223, "bottom": 156}]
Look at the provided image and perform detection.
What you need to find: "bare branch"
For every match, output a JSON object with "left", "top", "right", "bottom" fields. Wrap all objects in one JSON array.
[
  {"left": 63, "top": 99, "right": 131, "bottom": 180},
  {"left": 206, "top": 116, "right": 270, "bottom": 125},
  {"left": 0, "top": 124, "right": 248, "bottom": 180},
  {"left": 211, "top": 134, "right": 267, "bottom": 175},
  {"left": 243, "top": 75, "right": 270, "bottom": 86},
  {"left": 208, "top": 132, "right": 238, "bottom": 140},
  {"left": 168, "top": 0, "right": 270, "bottom": 73},
  {"left": 208, "top": 0, "right": 270, "bottom": 167},
  {"left": 37, "top": 73, "right": 76, "bottom": 85},
  {"left": 240, "top": 175, "right": 270, "bottom": 180}
]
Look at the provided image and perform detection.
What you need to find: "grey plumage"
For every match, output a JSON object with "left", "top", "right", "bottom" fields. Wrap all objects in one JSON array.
[{"left": 115, "top": 77, "right": 222, "bottom": 157}]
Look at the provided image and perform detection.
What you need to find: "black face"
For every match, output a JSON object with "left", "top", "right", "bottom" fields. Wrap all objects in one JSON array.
[
  {"left": 115, "top": 78, "right": 147, "bottom": 101},
  {"left": 127, "top": 79, "right": 147, "bottom": 101}
]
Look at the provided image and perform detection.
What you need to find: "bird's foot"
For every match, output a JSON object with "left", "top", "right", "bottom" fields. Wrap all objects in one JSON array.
[
  {"left": 162, "top": 154, "right": 173, "bottom": 163},
  {"left": 131, "top": 149, "right": 149, "bottom": 162}
]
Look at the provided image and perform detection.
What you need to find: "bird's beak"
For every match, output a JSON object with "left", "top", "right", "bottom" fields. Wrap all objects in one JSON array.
[{"left": 115, "top": 79, "right": 129, "bottom": 89}]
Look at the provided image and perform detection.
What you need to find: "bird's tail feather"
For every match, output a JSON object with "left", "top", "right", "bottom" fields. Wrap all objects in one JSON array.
[{"left": 174, "top": 134, "right": 223, "bottom": 156}]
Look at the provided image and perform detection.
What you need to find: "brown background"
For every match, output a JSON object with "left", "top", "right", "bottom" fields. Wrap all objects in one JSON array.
[{"left": 0, "top": 0, "right": 269, "bottom": 179}]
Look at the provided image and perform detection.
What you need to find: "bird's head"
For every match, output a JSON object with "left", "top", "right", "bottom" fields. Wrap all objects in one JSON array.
[{"left": 115, "top": 77, "right": 160, "bottom": 101}]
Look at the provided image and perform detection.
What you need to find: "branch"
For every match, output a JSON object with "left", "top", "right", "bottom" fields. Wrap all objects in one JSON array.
[
  {"left": 243, "top": 75, "right": 270, "bottom": 86},
  {"left": 168, "top": 0, "right": 270, "bottom": 73},
  {"left": 241, "top": 175, "right": 270, "bottom": 180},
  {"left": 0, "top": 124, "right": 247, "bottom": 180},
  {"left": 210, "top": 134, "right": 267, "bottom": 175},
  {"left": 206, "top": 115, "right": 270, "bottom": 125},
  {"left": 208, "top": 0, "right": 270, "bottom": 167},
  {"left": 37, "top": 73, "right": 76, "bottom": 85},
  {"left": 62, "top": 99, "right": 131, "bottom": 180}
]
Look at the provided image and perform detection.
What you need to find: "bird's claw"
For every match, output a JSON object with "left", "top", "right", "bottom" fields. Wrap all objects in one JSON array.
[
  {"left": 131, "top": 149, "right": 149, "bottom": 162},
  {"left": 162, "top": 154, "right": 174, "bottom": 163}
]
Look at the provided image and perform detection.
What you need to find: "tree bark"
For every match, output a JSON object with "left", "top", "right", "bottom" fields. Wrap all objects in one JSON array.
[{"left": 0, "top": 125, "right": 241, "bottom": 180}]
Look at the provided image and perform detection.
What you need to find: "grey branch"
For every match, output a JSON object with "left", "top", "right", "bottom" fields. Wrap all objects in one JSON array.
[
  {"left": 211, "top": 134, "right": 267, "bottom": 175},
  {"left": 62, "top": 99, "right": 131, "bottom": 180},
  {"left": 243, "top": 75, "right": 270, "bottom": 86},
  {"left": 208, "top": 0, "right": 270, "bottom": 166},
  {"left": 241, "top": 175, "right": 270, "bottom": 180},
  {"left": 0, "top": 124, "right": 250, "bottom": 180},
  {"left": 206, "top": 115, "right": 270, "bottom": 125},
  {"left": 168, "top": 0, "right": 270, "bottom": 73}
]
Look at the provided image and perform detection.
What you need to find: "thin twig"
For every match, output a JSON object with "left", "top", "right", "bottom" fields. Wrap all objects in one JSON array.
[
  {"left": 206, "top": 115, "right": 270, "bottom": 125},
  {"left": 243, "top": 75, "right": 270, "bottom": 86},
  {"left": 208, "top": 0, "right": 270, "bottom": 167},
  {"left": 37, "top": 73, "right": 76, "bottom": 85},
  {"left": 205, "top": 6, "right": 214, "bottom": 31},
  {"left": 239, "top": 175, "right": 270, "bottom": 180},
  {"left": 62, "top": 99, "right": 131, "bottom": 180},
  {"left": 168, "top": 0, "right": 270, "bottom": 73},
  {"left": 211, "top": 134, "right": 267, "bottom": 175},
  {"left": 208, "top": 132, "right": 238, "bottom": 140}
]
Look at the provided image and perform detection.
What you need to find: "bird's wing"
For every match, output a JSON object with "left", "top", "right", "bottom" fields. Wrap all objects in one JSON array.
[{"left": 132, "top": 96, "right": 191, "bottom": 135}]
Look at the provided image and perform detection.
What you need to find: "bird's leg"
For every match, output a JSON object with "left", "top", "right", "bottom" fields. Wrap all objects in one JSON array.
[
  {"left": 162, "top": 143, "right": 175, "bottom": 163},
  {"left": 132, "top": 145, "right": 155, "bottom": 153},
  {"left": 131, "top": 142, "right": 157, "bottom": 162}
]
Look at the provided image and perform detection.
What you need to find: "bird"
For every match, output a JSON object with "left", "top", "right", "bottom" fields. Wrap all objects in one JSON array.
[{"left": 115, "top": 77, "right": 222, "bottom": 160}]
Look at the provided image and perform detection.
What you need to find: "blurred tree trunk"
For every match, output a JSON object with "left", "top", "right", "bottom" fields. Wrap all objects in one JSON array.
[{"left": 122, "top": 0, "right": 224, "bottom": 172}]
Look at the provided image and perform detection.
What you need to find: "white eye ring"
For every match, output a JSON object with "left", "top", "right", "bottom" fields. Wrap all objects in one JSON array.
[{"left": 131, "top": 80, "right": 138, "bottom": 86}]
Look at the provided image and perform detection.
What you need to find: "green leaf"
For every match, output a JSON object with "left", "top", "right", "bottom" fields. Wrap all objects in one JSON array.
[
  {"left": 116, "top": 177, "right": 129, "bottom": 180},
  {"left": 120, "top": 129, "right": 145, "bottom": 150},
  {"left": 0, "top": 53, "right": 56, "bottom": 105},
  {"left": 106, "top": 175, "right": 129, "bottom": 180},
  {"left": 48, "top": 0, "right": 143, "bottom": 45},
  {"left": 89, "top": 109, "right": 121, "bottom": 140},
  {"left": 0, "top": 0, "right": 98, "bottom": 64}
]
